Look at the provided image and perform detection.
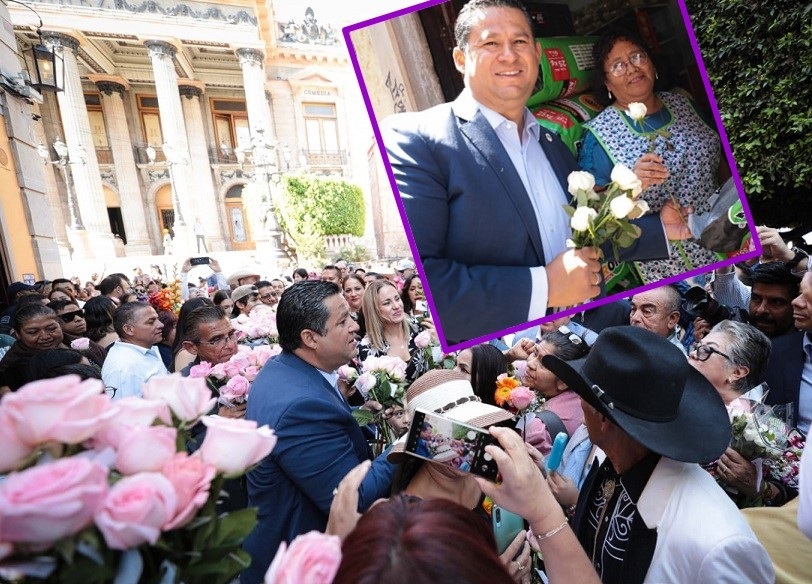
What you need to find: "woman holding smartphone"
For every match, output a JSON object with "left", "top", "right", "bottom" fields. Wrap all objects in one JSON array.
[{"left": 400, "top": 274, "right": 426, "bottom": 319}]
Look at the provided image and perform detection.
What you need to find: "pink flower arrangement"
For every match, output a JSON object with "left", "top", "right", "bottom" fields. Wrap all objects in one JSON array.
[
  {"left": 265, "top": 531, "right": 342, "bottom": 584},
  {"left": 69, "top": 337, "right": 90, "bottom": 351},
  {"left": 0, "top": 374, "right": 276, "bottom": 582},
  {"left": 509, "top": 386, "right": 535, "bottom": 410},
  {"left": 231, "top": 306, "right": 278, "bottom": 343},
  {"left": 351, "top": 356, "right": 409, "bottom": 448},
  {"left": 189, "top": 345, "right": 280, "bottom": 406}
]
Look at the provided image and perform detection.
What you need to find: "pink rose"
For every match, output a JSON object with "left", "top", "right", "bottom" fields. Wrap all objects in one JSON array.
[
  {"left": 265, "top": 531, "right": 342, "bottom": 584},
  {"left": 414, "top": 330, "right": 432, "bottom": 349},
  {"left": 69, "top": 337, "right": 90, "bottom": 351},
  {"left": 252, "top": 345, "right": 274, "bottom": 366},
  {"left": 230, "top": 356, "right": 251, "bottom": 371},
  {"left": 95, "top": 472, "right": 177, "bottom": 549},
  {"left": 0, "top": 409, "right": 33, "bottom": 473},
  {"left": 209, "top": 363, "right": 228, "bottom": 381},
  {"left": 509, "top": 386, "right": 535, "bottom": 410},
  {"left": 196, "top": 417, "right": 276, "bottom": 477},
  {"left": 512, "top": 360, "right": 528, "bottom": 383},
  {"left": 4, "top": 376, "right": 114, "bottom": 446},
  {"left": 115, "top": 425, "right": 178, "bottom": 475},
  {"left": 0, "top": 457, "right": 108, "bottom": 547},
  {"left": 91, "top": 397, "right": 172, "bottom": 450},
  {"left": 361, "top": 355, "right": 383, "bottom": 372},
  {"left": 189, "top": 361, "right": 213, "bottom": 379},
  {"left": 223, "top": 362, "right": 241, "bottom": 379},
  {"left": 354, "top": 372, "right": 376, "bottom": 398},
  {"left": 242, "top": 365, "right": 261, "bottom": 382},
  {"left": 161, "top": 453, "right": 216, "bottom": 530},
  {"left": 142, "top": 374, "right": 217, "bottom": 423},
  {"left": 384, "top": 357, "right": 408, "bottom": 382},
  {"left": 221, "top": 375, "right": 250, "bottom": 403},
  {"left": 337, "top": 364, "right": 358, "bottom": 383}
]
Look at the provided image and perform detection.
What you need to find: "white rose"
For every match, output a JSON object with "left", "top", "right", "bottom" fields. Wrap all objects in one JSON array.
[
  {"left": 566, "top": 171, "right": 596, "bottom": 196},
  {"left": 570, "top": 206, "right": 597, "bottom": 233},
  {"left": 634, "top": 200, "right": 650, "bottom": 215},
  {"left": 610, "top": 163, "right": 643, "bottom": 197},
  {"left": 625, "top": 102, "right": 647, "bottom": 122},
  {"left": 609, "top": 195, "right": 635, "bottom": 219}
]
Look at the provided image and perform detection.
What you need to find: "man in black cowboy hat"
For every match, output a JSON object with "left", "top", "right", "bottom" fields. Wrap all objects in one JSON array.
[{"left": 542, "top": 326, "right": 772, "bottom": 584}]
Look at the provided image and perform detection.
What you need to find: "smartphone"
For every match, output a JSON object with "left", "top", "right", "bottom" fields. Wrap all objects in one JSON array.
[
  {"left": 405, "top": 409, "right": 499, "bottom": 481},
  {"left": 492, "top": 505, "right": 526, "bottom": 555},
  {"left": 190, "top": 256, "right": 210, "bottom": 266},
  {"left": 415, "top": 299, "right": 427, "bottom": 314}
]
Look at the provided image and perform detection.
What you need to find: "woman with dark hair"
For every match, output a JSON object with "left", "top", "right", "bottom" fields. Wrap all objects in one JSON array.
[
  {"left": 333, "top": 495, "right": 513, "bottom": 584},
  {"left": 48, "top": 299, "right": 107, "bottom": 369},
  {"left": 400, "top": 274, "right": 426, "bottom": 318},
  {"left": 0, "top": 304, "right": 70, "bottom": 392},
  {"left": 170, "top": 297, "right": 213, "bottom": 372},
  {"left": 454, "top": 344, "right": 508, "bottom": 406},
  {"left": 579, "top": 27, "right": 727, "bottom": 284},
  {"left": 342, "top": 274, "right": 367, "bottom": 338},
  {"left": 83, "top": 296, "right": 119, "bottom": 350},
  {"left": 292, "top": 267, "right": 309, "bottom": 283},
  {"left": 212, "top": 289, "right": 234, "bottom": 314}
]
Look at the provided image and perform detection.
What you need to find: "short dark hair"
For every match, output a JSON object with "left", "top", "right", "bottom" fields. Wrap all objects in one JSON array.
[
  {"left": 277, "top": 280, "right": 340, "bottom": 352},
  {"left": 51, "top": 277, "right": 73, "bottom": 290},
  {"left": 172, "top": 297, "right": 214, "bottom": 356},
  {"left": 17, "top": 293, "right": 47, "bottom": 307},
  {"left": 47, "top": 298, "right": 78, "bottom": 313},
  {"left": 255, "top": 280, "right": 273, "bottom": 289},
  {"left": 399, "top": 274, "right": 421, "bottom": 314},
  {"left": 113, "top": 301, "right": 151, "bottom": 338},
  {"left": 364, "top": 272, "right": 385, "bottom": 281},
  {"left": 292, "top": 267, "right": 309, "bottom": 280},
  {"left": 182, "top": 305, "right": 227, "bottom": 343},
  {"left": 322, "top": 264, "right": 341, "bottom": 277},
  {"left": 99, "top": 274, "right": 126, "bottom": 296},
  {"left": 83, "top": 296, "right": 117, "bottom": 340},
  {"left": 749, "top": 262, "right": 800, "bottom": 298},
  {"left": 12, "top": 304, "right": 58, "bottom": 332},
  {"left": 454, "top": 0, "right": 532, "bottom": 50}
]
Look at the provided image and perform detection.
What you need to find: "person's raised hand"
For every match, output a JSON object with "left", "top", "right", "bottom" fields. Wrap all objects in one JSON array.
[
  {"left": 504, "top": 337, "right": 536, "bottom": 362},
  {"left": 757, "top": 225, "right": 792, "bottom": 263},
  {"left": 547, "top": 471, "right": 579, "bottom": 507},
  {"left": 692, "top": 317, "right": 711, "bottom": 341},
  {"left": 546, "top": 247, "right": 601, "bottom": 309},
  {"left": 633, "top": 152, "right": 669, "bottom": 191},
  {"left": 326, "top": 460, "right": 372, "bottom": 541},
  {"left": 181, "top": 258, "right": 193, "bottom": 273},
  {"left": 208, "top": 258, "right": 222, "bottom": 273}
]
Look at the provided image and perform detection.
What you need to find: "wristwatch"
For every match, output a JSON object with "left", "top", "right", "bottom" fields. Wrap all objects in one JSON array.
[{"left": 785, "top": 247, "right": 808, "bottom": 270}]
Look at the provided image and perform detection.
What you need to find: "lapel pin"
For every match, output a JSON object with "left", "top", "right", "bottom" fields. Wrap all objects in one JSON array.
[{"left": 545, "top": 134, "right": 553, "bottom": 142}]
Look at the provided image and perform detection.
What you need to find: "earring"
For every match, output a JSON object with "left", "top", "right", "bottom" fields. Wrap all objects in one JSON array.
[
  {"left": 607, "top": 90, "right": 613, "bottom": 100},
  {"left": 655, "top": 71, "right": 659, "bottom": 80},
  {"left": 725, "top": 377, "right": 731, "bottom": 385}
]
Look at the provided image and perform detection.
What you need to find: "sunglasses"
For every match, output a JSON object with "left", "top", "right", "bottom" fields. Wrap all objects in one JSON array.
[{"left": 59, "top": 309, "right": 85, "bottom": 322}]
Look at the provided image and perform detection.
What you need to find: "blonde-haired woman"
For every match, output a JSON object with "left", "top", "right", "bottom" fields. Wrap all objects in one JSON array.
[{"left": 357, "top": 279, "right": 436, "bottom": 385}]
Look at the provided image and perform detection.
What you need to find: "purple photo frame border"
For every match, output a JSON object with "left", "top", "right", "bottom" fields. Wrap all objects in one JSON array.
[{"left": 343, "top": 0, "right": 761, "bottom": 352}]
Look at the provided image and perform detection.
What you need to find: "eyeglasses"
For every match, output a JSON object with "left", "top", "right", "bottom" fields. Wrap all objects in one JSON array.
[
  {"left": 198, "top": 329, "right": 241, "bottom": 348},
  {"left": 59, "top": 309, "right": 85, "bottom": 322},
  {"left": 259, "top": 292, "right": 278, "bottom": 301},
  {"left": 689, "top": 342, "right": 733, "bottom": 362},
  {"left": 104, "top": 386, "right": 117, "bottom": 398},
  {"left": 607, "top": 51, "right": 649, "bottom": 77}
]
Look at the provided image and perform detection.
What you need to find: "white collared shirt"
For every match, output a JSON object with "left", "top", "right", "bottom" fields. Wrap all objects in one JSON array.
[
  {"left": 475, "top": 99, "right": 572, "bottom": 321},
  {"left": 101, "top": 340, "right": 168, "bottom": 399}
]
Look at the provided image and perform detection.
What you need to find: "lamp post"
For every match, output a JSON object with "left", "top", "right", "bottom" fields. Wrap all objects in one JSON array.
[
  {"left": 38, "top": 138, "right": 85, "bottom": 230},
  {"left": 237, "top": 129, "right": 284, "bottom": 260},
  {"left": 146, "top": 142, "right": 186, "bottom": 228}
]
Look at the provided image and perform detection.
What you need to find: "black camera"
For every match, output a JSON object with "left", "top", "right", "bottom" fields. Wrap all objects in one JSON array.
[{"left": 682, "top": 286, "right": 748, "bottom": 326}]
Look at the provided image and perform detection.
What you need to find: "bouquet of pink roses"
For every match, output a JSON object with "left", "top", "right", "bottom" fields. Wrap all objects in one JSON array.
[
  {"left": 189, "top": 343, "right": 281, "bottom": 407},
  {"left": 231, "top": 305, "right": 279, "bottom": 347},
  {"left": 0, "top": 374, "right": 277, "bottom": 584},
  {"left": 351, "top": 355, "right": 408, "bottom": 449},
  {"left": 413, "top": 330, "right": 455, "bottom": 370}
]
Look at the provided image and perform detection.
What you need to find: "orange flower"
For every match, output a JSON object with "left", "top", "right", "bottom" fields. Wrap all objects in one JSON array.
[{"left": 494, "top": 374, "right": 521, "bottom": 408}]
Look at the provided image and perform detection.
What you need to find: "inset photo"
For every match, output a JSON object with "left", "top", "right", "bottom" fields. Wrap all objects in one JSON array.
[{"left": 344, "top": 0, "right": 759, "bottom": 350}]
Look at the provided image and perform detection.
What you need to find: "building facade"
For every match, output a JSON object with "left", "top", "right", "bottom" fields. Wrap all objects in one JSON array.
[{"left": 1, "top": 0, "right": 410, "bottom": 292}]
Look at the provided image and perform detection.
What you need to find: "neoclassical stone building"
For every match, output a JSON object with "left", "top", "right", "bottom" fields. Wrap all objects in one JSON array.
[{"left": 0, "top": 0, "right": 410, "bottom": 287}]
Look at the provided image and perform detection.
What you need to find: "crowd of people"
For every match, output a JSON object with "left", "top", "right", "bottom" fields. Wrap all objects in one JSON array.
[{"left": 1, "top": 0, "right": 811, "bottom": 582}]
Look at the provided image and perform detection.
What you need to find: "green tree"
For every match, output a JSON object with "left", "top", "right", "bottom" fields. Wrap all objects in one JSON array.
[
  {"left": 686, "top": 0, "right": 812, "bottom": 231},
  {"left": 276, "top": 175, "right": 366, "bottom": 263}
]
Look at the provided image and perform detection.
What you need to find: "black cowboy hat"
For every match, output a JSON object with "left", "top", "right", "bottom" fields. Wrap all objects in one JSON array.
[{"left": 542, "top": 326, "right": 730, "bottom": 464}]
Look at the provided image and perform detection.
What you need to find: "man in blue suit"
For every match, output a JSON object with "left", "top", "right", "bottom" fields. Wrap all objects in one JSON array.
[
  {"left": 382, "top": 0, "right": 689, "bottom": 345},
  {"left": 240, "top": 281, "right": 395, "bottom": 584}
]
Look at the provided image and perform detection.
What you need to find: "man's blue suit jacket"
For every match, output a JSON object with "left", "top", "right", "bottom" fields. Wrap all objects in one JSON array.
[
  {"left": 240, "top": 351, "right": 395, "bottom": 584},
  {"left": 762, "top": 330, "right": 805, "bottom": 419},
  {"left": 382, "top": 92, "right": 669, "bottom": 345}
]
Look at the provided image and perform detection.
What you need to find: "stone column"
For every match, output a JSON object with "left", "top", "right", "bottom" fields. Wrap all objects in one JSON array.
[
  {"left": 94, "top": 78, "right": 153, "bottom": 255},
  {"left": 178, "top": 83, "right": 226, "bottom": 252},
  {"left": 144, "top": 40, "right": 193, "bottom": 256},
  {"left": 236, "top": 48, "right": 274, "bottom": 142},
  {"left": 42, "top": 31, "right": 116, "bottom": 260}
]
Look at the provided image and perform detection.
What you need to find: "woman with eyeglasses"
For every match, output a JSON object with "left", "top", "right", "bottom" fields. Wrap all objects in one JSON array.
[
  {"left": 579, "top": 27, "right": 728, "bottom": 284},
  {"left": 689, "top": 320, "right": 804, "bottom": 508}
]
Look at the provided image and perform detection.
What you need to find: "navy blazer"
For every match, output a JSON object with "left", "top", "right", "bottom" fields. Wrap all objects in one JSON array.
[
  {"left": 383, "top": 91, "right": 669, "bottom": 345},
  {"left": 240, "top": 351, "right": 395, "bottom": 584},
  {"left": 762, "top": 330, "right": 805, "bottom": 419}
]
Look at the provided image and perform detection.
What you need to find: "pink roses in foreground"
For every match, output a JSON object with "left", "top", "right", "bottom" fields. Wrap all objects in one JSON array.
[
  {"left": 265, "top": 531, "right": 342, "bottom": 584},
  {"left": 198, "top": 416, "right": 277, "bottom": 477}
]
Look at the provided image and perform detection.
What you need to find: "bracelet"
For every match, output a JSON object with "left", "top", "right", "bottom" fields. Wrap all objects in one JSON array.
[{"left": 534, "top": 519, "right": 569, "bottom": 542}]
